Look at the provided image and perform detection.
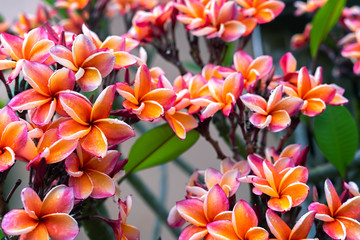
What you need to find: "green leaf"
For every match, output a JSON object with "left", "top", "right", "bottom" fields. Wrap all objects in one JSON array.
[
  {"left": 183, "top": 61, "right": 201, "bottom": 73},
  {"left": 310, "top": 0, "right": 346, "bottom": 57},
  {"left": 314, "top": 106, "right": 358, "bottom": 178},
  {"left": 222, "top": 41, "right": 236, "bottom": 67},
  {"left": 125, "top": 124, "right": 199, "bottom": 173}
]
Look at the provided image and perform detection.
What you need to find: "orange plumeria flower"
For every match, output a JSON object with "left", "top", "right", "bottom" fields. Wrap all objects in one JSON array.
[
  {"left": 65, "top": 146, "right": 119, "bottom": 199},
  {"left": 82, "top": 24, "right": 138, "bottom": 69},
  {"left": 191, "top": 72, "right": 244, "bottom": 120},
  {"left": 291, "top": 23, "right": 311, "bottom": 50},
  {"left": 0, "top": 27, "right": 54, "bottom": 82},
  {"left": 55, "top": 0, "right": 89, "bottom": 9},
  {"left": 1, "top": 185, "right": 79, "bottom": 240},
  {"left": 58, "top": 86, "right": 135, "bottom": 157},
  {"left": 266, "top": 209, "right": 316, "bottom": 240},
  {"left": 0, "top": 106, "right": 30, "bottom": 171},
  {"left": 174, "top": 0, "right": 208, "bottom": 32},
  {"left": 308, "top": 179, "right": 360, "bottom": 240},
  {"left": 191, "top": 0, "right": 246, "bottom": 42},
  {"left": 50, "top": 34, "right": 116, "bottom": 92},
  {"left": 106, "top": 0, "right": 158, "bottom": 16},
  {"left": 227, "top": 50, "right": 273, "bottom": 90},
  {"left": 116, "top": 195, "right": 140, "bottom": 240},
  {"left": 176, "top": 184, "right": 230, "bottom": 239},
  {"left": 241, "top": 85, "right": 303, "bottom": 132},
  {"left": 294, "top": 0, "right": 327, "bottom": 16},
  {"left": 341, "top": 30, "right": 360, "bottom": 75},
  {"left": 116, "top": 64, "right": 176, "bottom": 121},
  {"left": 283, "top": 66, "right": 347, "bottom": 116},
  {"left": 265, "top": 144, "right": 308, "bottom": 166},
  {"left": 8, "top": 61, "right": 75, "bottom": 126},
  {"left": 207, "top": 200, "right": 269, "bottom": 240},
  {"left": 248, "top": 154, "right": 309, "bottom": 212},
  {"left": 235, "top": 0, "right": 285, "bottom": 24}
]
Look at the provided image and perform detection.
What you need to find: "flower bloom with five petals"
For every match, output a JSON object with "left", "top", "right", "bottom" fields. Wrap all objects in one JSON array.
[
  {"left": 248, "top": 154, "right": 309, "bottom": 212},
  {"left": 207, "top": 199, "right": 269, "bottom": 239},
  {"left": 266, "top": 209, "right": 316, "bottom": 240},
  {"left": 50, "top": 34, "right": 116, "bottom": 92},
  {"left": 176, "top": 184, "right": 230, "bottom": 239},
  {"left": 65, "top": 146, "right": 120, "bottom": 199},
  {"left": 1, "top": 185, "right": 79, "bottom": 240},
  {"left": 55, "top": 0, "right": 89, "bottom": 9},
  {"left": 308, "top": 179, "right": 360, "bottom": 240},
  {"left": 241, "top": 85, "right": 303, "bottom": 132},
  {"left": 8, "top": 61, "right": 75, "bottom": 126},
  {"left": 341, "top": 30, "right": 360, "bottom": 75},
  {"left": 58, "top": 85, "right": 135, "bottom": 158},
  {"left": 0, "top": 27, "right": 54, "bottom": 82},
  {"left": 294, "top": 0, "right": 327, "bottom": 16},
  {"left": 116, "top": 64, "right": 176, "bottom": 121}
]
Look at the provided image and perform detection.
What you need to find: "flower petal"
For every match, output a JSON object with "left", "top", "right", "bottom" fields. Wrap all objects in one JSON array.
[
  {"left": 80, "top": 125, "right": 107, "bottom": 158},
  {"left": 1, "top": 209, "right": 38, "bottom": 235},
  {"left": 68, "top": 174, "right": 93, "bottom": 199},
  {"left": 29, "top": 100, "right": 56, "bottom": 126},
  {"left": 22, "top": 61, "right": 52, "bottom": 96},
  {"left": 42, "top": 213, "right": 79, "bottom": 240},
  {"left": 0, "top": 147, "right": 15, "bottom": 172},
  {"left": 58, "top": 119, "right": 91, "bottom": 140},
  {"left": 49, "top": 68, "right": 75, "bottom": 94},
  {"left": 20, "top": 223, "right": 48, "bottom": 240},
  {"left": 91, "top": 85, "right": 115, "bottom": 121},
  {"left": 268, "top": 110, "right": 290, "bottom": 132},
  {"left": 336, "top": 196, "right": 360, "bottom": 219},
  {"left": 21, "top": 187, "right": 42, "bottom": 220},
  {"left": 232, "top": 200, "right": 258, "bottom": 238},
  {"left": 325, "top": 179, "right": 342, "bottom": 216},
  {"left": 134, "top": 65, "right": 151, "bottom": 99},
  {"left": 50, "top": 45, "right": 77, "bottom": 70},
  {"left": 289, "top": 211, "right": 316, "bottom": 239},
  {"left": 249, "top": 113, "right": 271, "bottom": 129},
  {"left": 323, "top": 219, "right": 346, "bottom": 240},
  {"left": 338, "top": 217, "right": 360, "bottom": 240},
  {"left": 1, "top": 121, "right": 27, "bottom": 151},
  {"left": 94, "top": 118, "right": 135, "bottom": 145},
  {"left": 82, "top": 51, "right": 115, "bottom": 77},
  {"left": 206, "top": 220, "right": 239, "bottom": 239},
  {"left": 59, "top": 91, "right": 92, "bottom": 125},
  {"left": 179, "top": 225, "right": 208, "bottom": 240},
  {"left": 204, "top": 185, "right": 229, "bottom": 222},
  {"left": 41, "top": 185, "right": 74, "bottom": 216},
  {"left": 240, "top": 94, "right": 267, "bottom": 114},
  {"left": 8, "top": 89, "right": 50, "bottom": 110},
  {"left": 86, "top": 150, "right": 120, "bottom": 174},
  {"left": 72, "top": 34, "right": 96, "bottom": 67},
  {"left": 176, "top": 198, "right": 207, "bottom": 227},
  {"left": 76, "top": 67, "right": 102, "bottom": 92},
  {"left": 266, "top": 209, "right": 291, "bottom": 240},
  {"left": 267, "top": 195, "right": 292, "bottom": 212},
  {"left": 245, "top": 227, "right": 269, "bottom": 240},
  {"left": 87, "top": 170, "right": 115, "bottom": 198},
  {"left": 113, "top": 51, "right": 137, "bottom": 69}
]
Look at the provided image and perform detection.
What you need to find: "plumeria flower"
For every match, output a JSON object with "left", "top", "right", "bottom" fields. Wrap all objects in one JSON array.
[
  {"left": 235, "top": 0, "right": 285, "bottom": 24},
  {"left": 308, "top": 179, "right": 360, "bottom": 240},
  {"left": 0, "top": 27, "right": 54, "bottom": 82},
  {"left": 248, "top": 154, "right": 309, "bottom": 212},
  {"left": 207, "top": 200, "right": 269, "bottom": 239},
  {"left": 344, "top": 181, "right": 360, "bottom": 197},
  {"left": 226, "top": 50, "right": 273, "bottom": 90},
  {"left": 106, "top": 0, "right": 158, "bottom": 16},
  {"left": 50, "top": 34, "right": 116, "bottom": 92},
  {"left": 174, "top": 0, "right": 207, "bottom": 33},
  {"left": 176, "top": 184, "right": 230, "bottom": 239},
  {"left": 341, "top": 30, "right": 360, "bottom": 75},
  {"left": 82, "top": 24, "right": 138, "bottom": 69},
  {"left": 294, "top": 0, "right": 327, "bottom": 16},
  {"left": 191, "top": 72, "right": 244, "bottom": 121},
  {"left": 116, "top": 195, "right": 140, "bottom": 240},
  {"left": 266, "top": 209, "right": 316, "bottom": 240},
  {"left": 8, "top": 61, "right": 75, "bottom": 126},
  {"left": 191, "top": 0, "right": 246, "bottom": 42},
  {"left": 1, "top": 185, "right": 79, "bottom": 240},
  {"left": 241, "top": 85, "right": 303, "bottom": 132},
  {"left": 55, "top": 0, "right": 89, "bottom": 9},
  {"left": 220, "top": 157, "right": 251, "bottom": 179},
  {"left": 186, "top": 167, "right": 241, "bottom": 198},
  {"left": 291, "top": 23, "right": 311, "bottom": 50},
  {"left": 265, "top": 144, "right": 308, "bottom": 166},
  {"left": 58, "top": 85, "right": 135, "bottom": 157},
  {"left": 283, "top": 67, "right": 346, "bottom": 116},
  {"left": 116, "top": 64, "right": 176, "bottom": 121},
  {"left": 0, "top": 106, "right": 30, "bottom": 171},
  {"left": 65, "top": 146, "right": 120, "bottom": 199}
]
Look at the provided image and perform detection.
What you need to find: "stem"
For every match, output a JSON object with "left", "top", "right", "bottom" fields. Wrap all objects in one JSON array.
[
  {"left": 186, "top": 31, "right": 204, "bottom": 68},
  {"left": 5, "top": 179, "right": 22, "bottom": 203},
  {"left": 126, "top": 173, "right": 181, "bottom": 237},
  {"left": 173, "top": 158, "right": 194, "bottom": 176}
]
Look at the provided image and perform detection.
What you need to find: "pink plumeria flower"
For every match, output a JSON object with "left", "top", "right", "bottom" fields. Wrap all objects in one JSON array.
[
  {"left": 2, "top": 185, "right": 79, "bottom": 240},
  {"left": 65, "top": 146, "right": 119, "bottom": 199},
  {"left": 266, "top": 209, "right": 316, "bottom": 240},
  {"left": 191, "top": 72, "right": 244, "bottom": 121},
  {"left": 176, "top": 184, "right": 231, "bottom": 239},
  {"left": 207, "top": 200, "right": 269, "bottom": 239},
  {"left": 0, "top": 27, "right": 54, "bottom": 82},
  {"left": 341, "top": 30, "right": 360, "bottom": 75},
  {"left": 291, "top": 23, "right": 311, "bottom": 50},
  {"left": 8, "top": 61, "right": 75, "bottom": 126},
  {"left": 294, "top": 0, "right": 327, "bottom": 16},
  {"left": 241, "top": 85, "right": 303, "bottom": 132},
  {"left": 308, "top": 179, "right": 360, "bottom": 240},
  {"left": 50, "top": 34, "right": 116, "bottom": 92},
  {"left": 265, "top": 144, "right": 308, "bottom": 166}
]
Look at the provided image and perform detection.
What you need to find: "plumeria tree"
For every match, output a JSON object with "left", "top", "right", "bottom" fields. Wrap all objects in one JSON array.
[{"left": 0, "top": 0, "right": 359, "bottom": 239}]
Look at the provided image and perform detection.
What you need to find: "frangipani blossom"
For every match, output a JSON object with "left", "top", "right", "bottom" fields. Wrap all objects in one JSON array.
[
  {"left": 50, "top": 34, "right": 116, "bottom": 92},
  {"left": 207, "top": 200, "right": 269, "bottom": 240},
  {"left": 294, "top": 0, "right": 327, "bottom": 16},
  {"left": 291, "top": 23, "right": 311, "bottom": 50},
  {"left": 116, "top": 195, "right": 140, "bottom": 240},
  {"left": 283, "top": 67, "right": 346, "bottom": 116},
  {"left": 116, "top": 64, "right": 176, "bottom": 121},
  {"left": 308, "top": 179, "right": 360, "bottom": 240},
  {"left": 341, "top": 30, "right": 360, "bottom": 75},
  {"left": 8, "top": 61, "right": 75, "bottom": 126},
  {"left": 192, "top": 0, "right": 246, "bottom": 42},
  {"left": 248, "top": 154, "right": 309, "bottom": 212},
  {"left": 106, "top": 0, "right": 158, "bottom": 16},
  {"left": 55, "top": 0, "right": 89, "bottom": 9},
  {"left": 82, "top": 25, "right": 138, "bottom": 69},
  {"left": 266, "top": 209, "right": 316, "bottom": 240},
  {"left": 1, "top": 185, "right": 79, "bottom": 240},
  {"left": 265, "top": 144, "right": 308, "bottom": 166},
  {"left": 241, "top": 85, "right": 303, "bottom": 132},
  {"left": 65, "top": 146, "right": 119, "bottom": 199},
  {"left": 229, "top": 50, "right": 273, "bottom": 90},
  {"left": 174, "top": 0, "right": 207, "bottom": 32},
  {"left": 235, "top": 0, "right": 285, "bottom": 24},
  {"left": 0, "top": 106, "right": 30, "bottom": 171},
  {"left": 176, "top": 184, "right": 231, "bottom": 239},
  {"left": 58, "top": 86, "right": 135, "bottom": 157},
  {"left": 0, "top": 27, "right": 54, "bottom": 82},
  {"left": 191, "top": 72, "right": 244, "bottom": 120}
]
